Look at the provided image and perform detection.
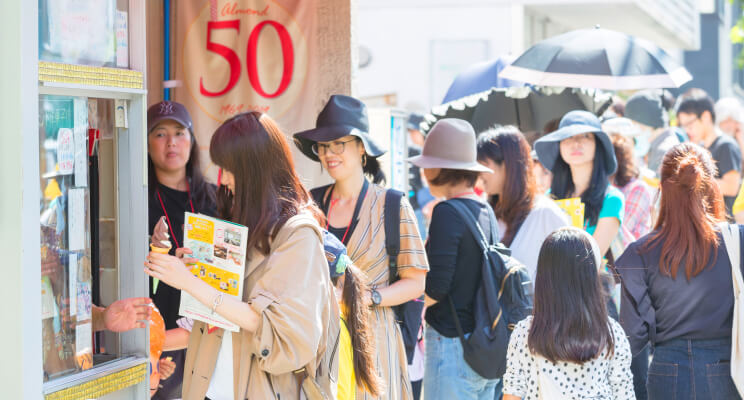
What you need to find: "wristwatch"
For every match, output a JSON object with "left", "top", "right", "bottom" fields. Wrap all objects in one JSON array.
[{"left": 370, "top": 289, "right": 382, "bottom": 306}]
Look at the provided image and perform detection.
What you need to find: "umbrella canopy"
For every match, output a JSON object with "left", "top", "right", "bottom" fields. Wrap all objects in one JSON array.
[
  {"left": 442, "top": 56, "right": 522, "bottom": 103},
  {"left": 421, "top": 86, "right": 612, "bottom": 137},
  {"left": 499, "top": 27, "right": 692, "bottom": 90}
]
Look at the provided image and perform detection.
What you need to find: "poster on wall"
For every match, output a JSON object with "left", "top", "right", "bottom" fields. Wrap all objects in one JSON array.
[{"left": 175, "top": 0, "right": 320, "bottom": 182}]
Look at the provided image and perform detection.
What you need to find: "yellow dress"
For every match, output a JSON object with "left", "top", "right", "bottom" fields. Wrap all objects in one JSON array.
[{"left": 338, "top": 317, "right": 356, "bottom": 400}]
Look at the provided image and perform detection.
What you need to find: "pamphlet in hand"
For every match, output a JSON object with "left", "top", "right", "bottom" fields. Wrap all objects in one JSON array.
[
  {"left": 554, "top": 197, "right": 585, "bottom": 229},
  {"left": 179, "top": 212, "right": 248, "bottom": 332}
]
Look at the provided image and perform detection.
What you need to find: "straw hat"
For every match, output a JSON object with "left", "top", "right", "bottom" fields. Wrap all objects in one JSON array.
[{"left": 407, "top": 119, "right": 492, "bottom": 173}]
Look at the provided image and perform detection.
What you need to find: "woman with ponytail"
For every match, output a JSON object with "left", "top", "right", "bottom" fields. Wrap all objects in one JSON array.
[
  {"left": 616, "top": 142, "right": 742, "bottom": 399},
  {"left": 295, "top": 95, "right": 428, "bottom": 400}
]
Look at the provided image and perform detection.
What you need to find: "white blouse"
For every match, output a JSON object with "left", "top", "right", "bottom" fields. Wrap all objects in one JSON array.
[
  {"left": 498, "top": 196, "right": 570, "bottom": 287},
  {"left": 503, "top": 316, "right": 636, "bottom": 400}
]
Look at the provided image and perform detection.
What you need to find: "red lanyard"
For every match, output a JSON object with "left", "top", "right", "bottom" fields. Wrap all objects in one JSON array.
[
  {"left": 452, "top": 190, "right": 477, "bottom": 199},
  {"left": 326, "top": 198, "right": 354, "bottom": 244},
  {"left": 156, "top": 185, "right": 195, "bottom": 249},
  {"left": 325, "top": 180, "right": 370, "bottom": 245}
]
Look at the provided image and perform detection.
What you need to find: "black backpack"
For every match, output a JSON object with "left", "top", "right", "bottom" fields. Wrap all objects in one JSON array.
[
  {"left": 384, "top": 190, "right": 424, "bottom": 365},
  {"left": 311, "top": 185, "right": 423, "bottom": 365},
  {"left": 445, "top": 199, "right": 533, "bottom": 379}
]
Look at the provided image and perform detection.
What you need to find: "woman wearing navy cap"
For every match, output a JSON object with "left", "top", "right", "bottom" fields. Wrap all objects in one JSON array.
[{"left": 146, "top": 100, "right": 217, "bottom": 399}]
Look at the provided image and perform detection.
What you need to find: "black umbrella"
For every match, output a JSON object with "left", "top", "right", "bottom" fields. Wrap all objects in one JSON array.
[
  {"left": 499, "top": 27, "right": 692, "bottom": 90},
  {"left": 421, "top": 86, "right": 612, "bottom": 136}
]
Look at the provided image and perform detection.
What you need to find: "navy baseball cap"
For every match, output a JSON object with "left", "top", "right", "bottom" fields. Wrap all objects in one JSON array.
[
  {"left": 147, "top": 101, "right": 194, "bottom": 133},
  {"left": 322, "top": 230, "right": 351, "bottom": 279}
]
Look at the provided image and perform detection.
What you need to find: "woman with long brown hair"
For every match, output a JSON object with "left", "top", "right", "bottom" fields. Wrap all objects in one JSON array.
[
  {"left": 476, "top": 126, "right": 569, "bottom": 288},
  {"left": 144, "top": 112, "right": 339, "bottom": 400},
  {"left": 616, "top": 143, "right": 741, "bottom": 399}
]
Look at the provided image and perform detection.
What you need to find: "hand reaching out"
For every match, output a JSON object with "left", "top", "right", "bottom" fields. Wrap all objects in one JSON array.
[{"left": 103, "top": 297, "right": 152, "bottom": 332}]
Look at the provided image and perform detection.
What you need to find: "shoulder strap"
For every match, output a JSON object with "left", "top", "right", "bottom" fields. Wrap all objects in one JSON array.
[
  {"left": 446, "top": 199, "right": 490, "bottom": 252},
  {"left": 310, "top": 184, "right": 333, "bottom": 214},
  {"left": 720, "top": 223, "right": 743, "bottom": 294},
  {"left": 385, "top": 189, "right": 404, "bottom": 283}
]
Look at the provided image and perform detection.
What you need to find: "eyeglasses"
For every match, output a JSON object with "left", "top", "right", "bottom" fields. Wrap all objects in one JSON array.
[
  {"left": 679, "top": 117, "right": 700, "bottom": 130},
  {"left": 311, "top": 138, "right": 358, "bottom": 156}
]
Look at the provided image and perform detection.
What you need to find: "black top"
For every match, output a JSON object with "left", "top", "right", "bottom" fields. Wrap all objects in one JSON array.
[
  {"left": 407, "top": 145, "right": 424, "bottom": 211},
  {"left": 425, "top": 198, "right": 490, "bottom": 337},
  {"left": 148, "top": 183, "right": 217, "bottom": 330},
  {"left": 708, "top": 134, "right": 742, "bottom": 217},
  {"left": 616, "top": 228, "right": 741, "bottom": 355}
]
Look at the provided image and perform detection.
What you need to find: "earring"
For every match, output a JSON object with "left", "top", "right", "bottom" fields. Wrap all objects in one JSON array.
[{"left": 362, "top": 154, "right": 368, "bottom": 167}]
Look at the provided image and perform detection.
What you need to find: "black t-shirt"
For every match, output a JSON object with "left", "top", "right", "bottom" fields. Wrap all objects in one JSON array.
[
  {"left": 616, "top": 228, "right": 739, "bottom": 355},
  {"left": 424, "top": 198, "right": 490, "bottom": 337},
  {"left": 148, "top": 183, "right": 217, "bottom": 330},
  {"left": 708, "top": 134, "right": 742, "bottom": 216},
  {"left": 408, "top": 145, "right": 424, "bottom": 210}
]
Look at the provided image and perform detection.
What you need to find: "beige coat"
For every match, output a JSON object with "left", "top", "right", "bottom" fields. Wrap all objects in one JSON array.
[{"left": 182, "top": 212, "right": 340, "bottom": 400}]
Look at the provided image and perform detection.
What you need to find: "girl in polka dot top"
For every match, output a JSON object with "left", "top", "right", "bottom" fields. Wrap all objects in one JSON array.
[{"left": 503, "top": 227, "right": 635, "bottom": 400}]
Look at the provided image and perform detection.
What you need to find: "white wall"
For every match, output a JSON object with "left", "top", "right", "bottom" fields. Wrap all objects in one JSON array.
[{"left": 356, "top": 1, "right": 524, "bottom": 111}]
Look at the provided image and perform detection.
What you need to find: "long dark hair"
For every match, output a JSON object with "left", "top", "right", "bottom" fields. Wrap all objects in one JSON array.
[
  {"left": 332, "top": 265, "right": 383, "bottom": 396},
  {"left": 476, "top": 127, "right": 537, "bottom": 246},
  {"left": 529, "top": 227, "right": 615, "bottom": 363},
  {"left": 147, "top": 128, "right": 216, "bottom": 210},
  {"left": 641, "top": 143, "right": 725, "bottom": 279},
  {"left": 610, "top": 133, "right": 639, "bottom": 188},
  {"left": 210, "top": 112, "right": 322, "bottom": 254},
  {"left": 549, "top": 134, "right": 612, "bottom": 227}
]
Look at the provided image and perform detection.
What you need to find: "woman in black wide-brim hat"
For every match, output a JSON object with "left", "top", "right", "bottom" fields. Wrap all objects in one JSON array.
[
  {"left": 295, "top": 95, "right": 429, "bottom": 400},
  {"left": 534, "top": 110, "right": 624, "bottom": 257}
]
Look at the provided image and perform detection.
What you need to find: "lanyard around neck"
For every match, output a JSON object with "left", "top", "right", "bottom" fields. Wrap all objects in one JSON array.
[
  {"left": 156, "top": 184, "right": 195, "bottom": 249},
  {"left": 324, "top": 179, "right": 369, "bottom": 245}
]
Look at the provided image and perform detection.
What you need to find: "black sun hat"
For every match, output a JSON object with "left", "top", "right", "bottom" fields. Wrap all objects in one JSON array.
[{"left": 294, "top": 95, "right": 386, "bottom": 162}]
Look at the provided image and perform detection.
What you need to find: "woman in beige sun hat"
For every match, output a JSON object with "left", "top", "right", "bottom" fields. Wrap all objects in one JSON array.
[{"left": 408, "top": 119, "right": 502, "bottom": 400}]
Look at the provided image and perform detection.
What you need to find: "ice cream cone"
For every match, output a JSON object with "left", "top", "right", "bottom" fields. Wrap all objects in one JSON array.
[
  {"left": 149, "top": 244, "right": 171, "bottom": 254},
  {"left": 149, "top": 244, "right": 172, "bottom": 293}
]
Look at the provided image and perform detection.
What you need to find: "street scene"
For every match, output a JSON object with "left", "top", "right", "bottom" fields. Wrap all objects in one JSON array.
[{"left": 2, "top": 0, "right": 744, "bottom": 399}]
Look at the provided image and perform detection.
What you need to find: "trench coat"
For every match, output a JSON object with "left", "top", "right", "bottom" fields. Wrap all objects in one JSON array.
[{"left": 181, "top": 212, "right": 340, "bottom": 400}]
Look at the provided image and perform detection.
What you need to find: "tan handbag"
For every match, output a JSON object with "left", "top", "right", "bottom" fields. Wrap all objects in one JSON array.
[
  {"left": 293, "top": 367, "right": 330, "bottom": 400},
  {"left": 720, "top": 223, "right": 744, "bottom": 396}
]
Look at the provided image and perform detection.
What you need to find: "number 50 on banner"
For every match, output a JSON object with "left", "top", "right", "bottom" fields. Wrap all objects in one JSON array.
[{"left": 199, "top": 19, "right": 294, "bottom": 99}]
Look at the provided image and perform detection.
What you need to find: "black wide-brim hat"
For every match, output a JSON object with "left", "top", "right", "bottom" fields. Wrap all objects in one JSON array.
[
  {"left": 294, "top": 95, "right": 387, "bottom": 162},
  {"left": 534, "top": 110, "right": 617, "bottom": 174}
]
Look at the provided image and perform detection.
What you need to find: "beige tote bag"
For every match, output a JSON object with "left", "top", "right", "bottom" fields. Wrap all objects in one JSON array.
[{"left": 719, "top": 223, "right": 744, "bottom": 396}]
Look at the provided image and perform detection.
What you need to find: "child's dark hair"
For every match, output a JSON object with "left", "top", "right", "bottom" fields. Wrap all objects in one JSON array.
[{"left": 332, "top": 265, "right": 383, "bottom": 395}]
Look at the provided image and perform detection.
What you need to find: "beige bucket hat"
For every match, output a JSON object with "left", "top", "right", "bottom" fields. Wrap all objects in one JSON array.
[{"left": 407, "top": 118, "right": 493, "bottom": 173}]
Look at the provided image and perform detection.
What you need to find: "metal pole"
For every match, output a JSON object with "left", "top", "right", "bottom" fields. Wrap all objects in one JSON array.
[{"left": 163, "top": 0, "right": 170, "bottom": 101}]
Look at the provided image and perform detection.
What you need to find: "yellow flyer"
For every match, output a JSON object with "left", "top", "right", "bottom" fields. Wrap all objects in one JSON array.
[
  {"left": 554, "top": 197, "right": 585, "bottom": 229},
  {"left": 179, "top": 213, "right": 248, "bottom": 332}
]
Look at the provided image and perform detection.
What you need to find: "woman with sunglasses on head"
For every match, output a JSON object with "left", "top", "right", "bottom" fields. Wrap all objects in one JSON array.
[
  {"left": 534, "top": 110, "right": 624, "bottom": 258},
  {"left": 146, "top": 101, "right": 217, "bottom": 399},
  {"left": 295, "top": 95, "right": 429, "bottom": 400},
  {"left": 476, "top": 126, "right": 569, "bottom": 292},
  {"left": 145, "top": 112, "right": 338, "bottom": 399}
]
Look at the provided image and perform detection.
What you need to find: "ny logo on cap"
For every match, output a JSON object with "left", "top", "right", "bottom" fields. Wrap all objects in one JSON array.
[{"left": 159, "top": 102, "right": 175, "bottom": 115}]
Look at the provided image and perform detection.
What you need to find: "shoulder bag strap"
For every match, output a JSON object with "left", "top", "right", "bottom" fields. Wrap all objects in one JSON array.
[
  {"left": 384, "top": 189, "right": 404, "bottom": 284},
  {"left": 443, "top": 199, "right": 490, "bottom": 347}
]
